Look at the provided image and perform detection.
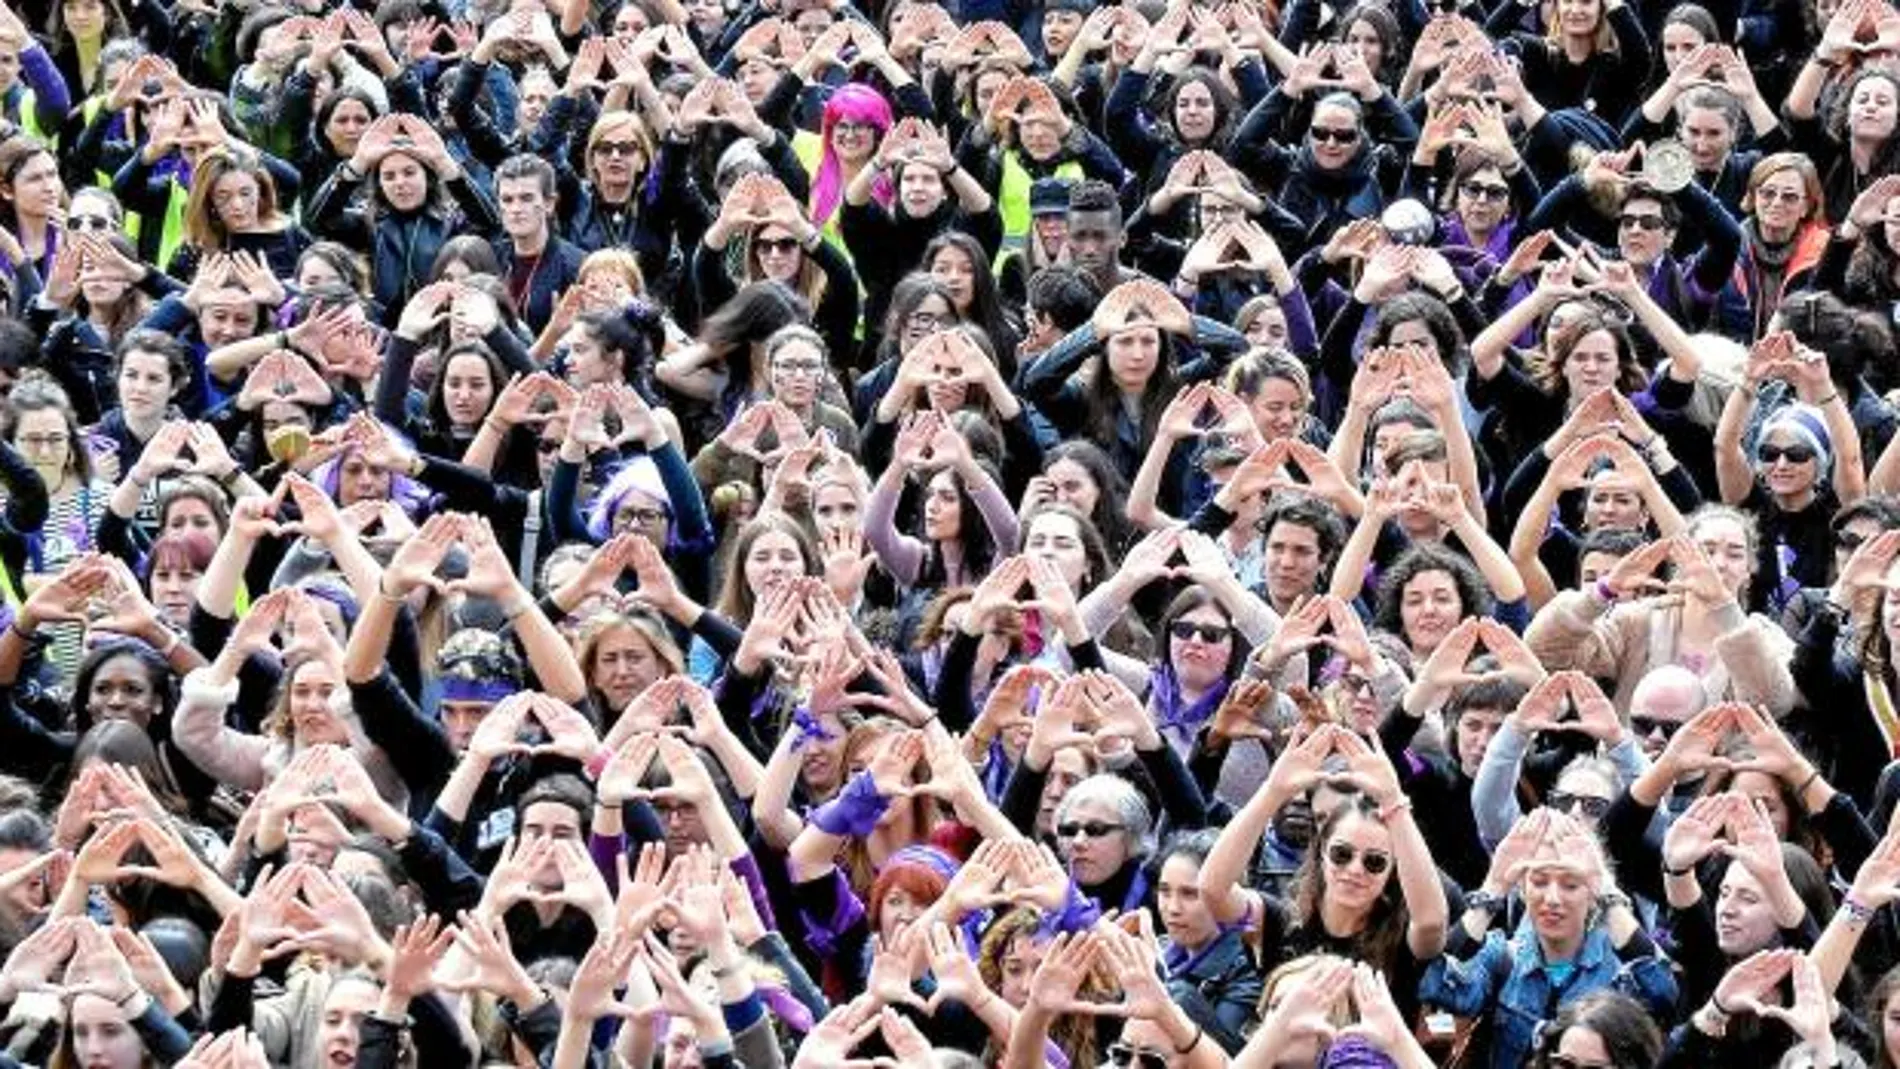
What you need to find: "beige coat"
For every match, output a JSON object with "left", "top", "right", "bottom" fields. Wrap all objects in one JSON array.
[{"left": 1524, "top": 590, "right": 1796, "bottom": 717}]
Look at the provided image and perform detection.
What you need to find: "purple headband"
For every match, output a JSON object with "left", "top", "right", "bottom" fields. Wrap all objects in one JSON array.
[
  {"left": 885, "top": 845, "right": 959, "bottom": 881},
  {"left": 439, "top": 677, "right": 521, "bottom": 703}
]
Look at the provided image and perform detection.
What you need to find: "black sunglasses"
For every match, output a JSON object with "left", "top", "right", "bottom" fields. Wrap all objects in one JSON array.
[
  {"left": 1108, "top": 1045, "right": 1169, "bottom": 1069},
  {"left": 1549, "top": 790, "right": 1612, "bottom": 820},
  {"left": 1757, "top": 442, "right": 1816, "bottom": 465},
  {"left": 1630, "top": 715, "right": 1682, "bottom": 740},
  {"left": 1459, "top": 182, "right": 1511, "bottom": 202},
  {"left": 1169, "top": 621, "right": 1232, "bottom": 643},
  {"left": 754, "top": 237, "right": 800, "bottom": 255},
  {"left": 1618, "top": 213, "right": 1666, "bottom": 232},
  {"left": 1056, "top": 820, "right": 1124, "bottom": 840},
  {"left": 1324, "top": 841, "right": 1391, "bottom": 875},
  {"left": 1310, "top": 126, "right": 1359, "bottom": 145}
]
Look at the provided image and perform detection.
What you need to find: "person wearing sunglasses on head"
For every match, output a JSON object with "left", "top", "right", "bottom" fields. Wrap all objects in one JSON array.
[
  {"left": 1198, "top": 722, "right": 1449, "bottom": 1024},
  {"left": 1421, "top": 806, "right": 1677, "bottom": 1069}
]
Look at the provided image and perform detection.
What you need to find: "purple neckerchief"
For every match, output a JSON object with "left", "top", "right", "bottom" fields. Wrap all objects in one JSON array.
[
  {"left": 440, "top": 677, "right": 519, "bottom": 703},
  {"left": 759, "top": 983, "right": 813, "bottom": 1033},
  {"left": 810, "top": 771, "right": 891, "bottom": 837},
  {"left": 979, "top": 736, "right": 1012, "bottom": 802},
  {"left": 1034, "top": 870, "right": 1102, "bottom": 939},
  {"left": 1151, "top": 664, "right": 1230, "bottom": 735},
  {"left": 796, "top": 866, "right": 865, "bottom": 958},
  {"left": 590, "top": 832, "right": 627, "bottom": 894},
  {"left": 788, "top": 705, "right": 833, "bottom": 749},
  {"left": 1439, "top": 213, "right": 1517, "bottom": 264},
  {"left": 729, "top": 852, "right": 778, "bottom": 932}
]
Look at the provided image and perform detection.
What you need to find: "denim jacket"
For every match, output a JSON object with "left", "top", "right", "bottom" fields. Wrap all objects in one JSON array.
[{"left": 1419, "top": 920, "right": 1679, "bottom": 1069}]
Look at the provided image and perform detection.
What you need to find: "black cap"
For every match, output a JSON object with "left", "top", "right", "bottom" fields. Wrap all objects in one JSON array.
[{"left": 1029, "top": 176, "right": 1074, "bottom": 216}]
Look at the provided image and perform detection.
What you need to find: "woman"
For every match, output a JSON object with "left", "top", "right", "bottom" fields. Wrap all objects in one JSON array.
[
  {"left": 1787, "top": 64, "right": 1900, "bottom": 224},
  {"left": 0, "top": 139, "right": 65, "bottom": 278},
  {"left": 806, "top": 83, "right": 896, "bottom": 232},
  {"left": 853, "top": 274, "right": 961, "bottom": 422},
  {"left": 975, "top": 907, "right": 1106, "bottom": 1069},
  {"left": 1370, "top": 543, "right": 1527, "bottom": 662},
  {"left": 46, "top": 0, "right": 170, "bottom": 99},
  {"left": 1469, "top": 271, "right": 1697, "bottom": 483},
  {"left": 1493, "top": 0, "right": 1651, "bottom": 127},
  {"left": 924, "top": 231, "right": 1021, "bottom": 368},
  {"left": 1416, "top": 147, "right": 1541, "bottom": 265},
  {"left": 689, "top": 512, "right": 820, "bottom": 685},
  {"left": 1734, "top": 154, "right": 1831, "bottom": 339},
  {"left": 5, "top": 378, "right": 114, "bottom": 671},
  {"left": 1107, "top": 58, "right": 1255, "bottom": 198},
  {"left": 573, "top": 608, "right": 684, "bottom": 726},
  {"left": 864, "top": 414, "right": 1020, "bottom": 638},
  {"left": 169, "top": 150, "right": 311, "bottom": 282},
  {"left": 1028, "top": 441, "right": 1131, "bottom": 553},
  {"left": 37, "top": 237, "right": 170, "bottom": 428},
  {"left": 304, "top": 116, "right": 501, "bottom": 326},
  {"left": 1420, "top": 808, "right": 1677, "bottom": 1069},
  {"left": 1019, "top": 279, "right": 1193, "bottom": 481},
  {"left": 1531, "top": 993, "right": 1666, "bottom": 1069},
  {"left": 1232, "top": 85, "right": 1416, "bottom": 249},
  {"left": 1526, "top": 505, "right": 1797, "bottom": 715},
  {"left": 1715, "top": 333, "right": 1865, "bottom": 613},
  {"left": 144, "top": 529, "right": 210, "bottom": 635},
  {"left": 1153, "top": 828, "right": 1264, "bottom": 1054},
  {"left": 690, "top": 326, "right": 860, "bottom": 496},
  {"left": 530, "top": 247, "right": 649, "bottom": 363},
  {"left": 689, "top": 179, "right": 860, "bottom": 367},
  {"left": 1199, "top": 722, "right": 1450, "bottom": 1021}
]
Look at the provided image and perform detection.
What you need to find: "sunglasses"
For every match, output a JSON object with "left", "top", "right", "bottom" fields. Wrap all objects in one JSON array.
[
  {"left": 1324, "top": 841, "right": 1391, "bottom": 875},
  {"left": 1056, "top": 820, "right": 1124, "bottom": 840},
  {"left": 1548, "top": 790, "right": 1612, "bottom": 820},
  {"left": 1107, "top": 1045, "right": 1169, "bottom": 1069},
  {"left": 1617, "top": 213, "right": 1667, "bottom": 232},
  {"left": 1756, "top": 187, "right": 1806, "bottom": 205},
  {"left": 1310, "top": 126, "right": 1359, "bottom": 145},
  {"left": 592, "top": 140, "right": 641, "bottom": 158},
  {"left": 1839, "top": 531, "right": 1869, "bottom": 553},
  {"left": 1169, "top": 621, "right": 1232, "bottom": 643},
  {"left": 1459, "top": 182, "right": 1511, "bottom": 202},
  {"left": 1629, "top": 715, "right": 1681, "bottom": 740},
  {"left": 755, "top": 237, "right": 801, "bottom": 256},
  {"left": 1757, "top": 442, "right": 1816, "bottom": 465}
]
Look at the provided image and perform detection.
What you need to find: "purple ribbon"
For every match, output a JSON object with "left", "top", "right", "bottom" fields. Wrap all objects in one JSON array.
[
  {"left": 1033, "top": 868, "right": 1102, "bottom": 939},
  {"left": 789, "top": 705, "right": 834, "bottom": 750},
  {"left": 440, "top": 677, "right": 521, "bottom": 703},
  {"left": 809, "top": 771, "right": 892, "bottom": 838}
]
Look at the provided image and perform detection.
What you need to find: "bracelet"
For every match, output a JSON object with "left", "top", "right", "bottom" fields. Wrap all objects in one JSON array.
[
  {"left": 1377, "top": 797, "right": 1413, "bottom": 822},
  {"left": 1174, "top": 1024, "right": 1204, "bottom": 1055},
  {"left": 1816, "top": 391, "right": 1841, "bottom": 407},
  {"left": 1663, "top": 860, "right": 1695, "bottom": 877},
  {"left": 1593, "top": 577, "right": 1617, "bottom": 605},
  {"left": 1843, "top": 895, "right": 1878, "bottom": 925},
  {"left": 1796, "top": 766, "right": 1822, "bottom": 797},
  {"left": 375, "top": 577, "right": 405, "bottom": 604}
]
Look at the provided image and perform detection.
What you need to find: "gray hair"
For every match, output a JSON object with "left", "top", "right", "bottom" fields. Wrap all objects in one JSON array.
[{"left": 1055, "top": 774, "right": 1153, "bottom": 856}]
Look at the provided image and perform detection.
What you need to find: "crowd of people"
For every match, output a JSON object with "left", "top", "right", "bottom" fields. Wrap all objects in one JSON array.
[{"left": 1, "top": 0, "right": 1900, "bottom": 1062}]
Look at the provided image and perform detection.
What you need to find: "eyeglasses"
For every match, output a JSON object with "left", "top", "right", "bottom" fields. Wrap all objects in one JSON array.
[
  {"left": 1339, "top": 673, "right": 1374, "bottom": 697},
  {"left": 1459, "top": 182, "right": 1511, "bottom": 202},
  {"left": 1758, "top": 442, "right": 1816, "bottom": 465},
  {"left": 773, "top": 358, "right": 825, "bottom": 377},
  {"left": 1839, "top": 531, "right": 1870, "bottom": 553},
  {"left": 1548, "top": 790, "right": 1612, "bottom": 821},
  {"left": 754, "top": 237, "right": 800, "bottom": 256},
  {"left": 1617, "top": 213, "right": 1667, "bottom": 232},
  {"left": 1107, "top": 1045, "right": 1169, "bottom": 1069},
  {"left": 1756, "top": 187, "right": 1807, "bottom": 205},
  {"left": 1056, "top": 820, "right": 1124, "bottom": 840},
  {"left": 16, "top": 433, "right": 69, "bottom": 451},
  {"left": 592, "top": 140, "right": 641, "bottom": 158},
  {"left": 615, "top": 506, "right": 670, "bottom": 530},
  {"left": 1324, "top": 841, "right": 1391, "bottom": 875},
  {"left": 833, "top": 119, "right": 877, "bottom": 135},
  {"left": 66, "top": 213, "right": 112, "bottom": 231},
  {"left": 1169, "top": 620, "right": 1232, "bottom": 644},
  {"left": 906, "top": 310, "right": 951, "bottom": 331},
  {"left": 1629, "top": 714, "right": 1682, "bottom": 740},
  {"left": 1309, "top": 125, "right": 1359, "bottom": 145}
]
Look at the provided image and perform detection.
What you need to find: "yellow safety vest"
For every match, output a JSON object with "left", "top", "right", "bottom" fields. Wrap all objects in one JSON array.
[{"left": 999, "top": 151, "right": 1082, "bottom": 253}]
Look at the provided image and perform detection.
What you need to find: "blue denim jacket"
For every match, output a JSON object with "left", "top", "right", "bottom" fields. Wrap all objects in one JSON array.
[{"left": 1419, "top": 921, "right": 1679, "bottom": 1069}]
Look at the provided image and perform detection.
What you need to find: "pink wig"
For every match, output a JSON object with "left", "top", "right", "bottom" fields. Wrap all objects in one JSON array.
[{"left": 811, "top": 84, "right": 894, "bottom": 226}]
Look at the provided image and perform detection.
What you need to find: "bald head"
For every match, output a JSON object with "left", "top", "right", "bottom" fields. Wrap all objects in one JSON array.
[{"left": 1630, "top": 665, "right": 1705, "bottom": 758}]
